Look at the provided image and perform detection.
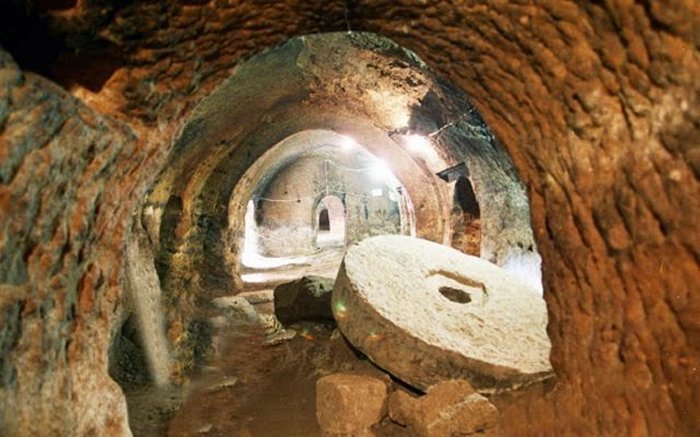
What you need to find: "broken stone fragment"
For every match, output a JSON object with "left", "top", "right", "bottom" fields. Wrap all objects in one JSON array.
[
  {"left": 210, "top": 295, "right": 295, "bottom": 347},
  {"left": 206, "top": 375, "right": 238, "bottom": 393},
  {"left": 274, "top": 275, "right": 335, "bottom": 324},
  {"left": 333, "top": 235, "right": 553, "bottom": 392},
  {"left": 259, "top": 313, "right": 297, "bottom": 346},
  {"left": 388, "top": 379, "right": 499, "bottom": 436},
  {"left": 316, "top": 373, "right": 388, "bottom": 435},
  {"left": 196, "top": 423, "right": 213, "bottom": 434},
  {"left": 386, "top": 389, "right": 417, "bottom": 426},
  {"left": 212, "top": 296, "right": 260, "bottom": 325}
]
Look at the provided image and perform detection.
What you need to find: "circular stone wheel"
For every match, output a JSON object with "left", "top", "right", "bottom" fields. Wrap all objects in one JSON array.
[{"left": 332, "top": 235, "right": 553, "bottom": 392}]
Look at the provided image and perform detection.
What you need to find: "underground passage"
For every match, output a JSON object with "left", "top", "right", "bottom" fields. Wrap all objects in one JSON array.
[{"left": 0, "top": 2, "right": 698, "bottom": 436}]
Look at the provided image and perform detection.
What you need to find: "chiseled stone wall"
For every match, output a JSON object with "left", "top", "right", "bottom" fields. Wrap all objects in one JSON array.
[
  {"left": 0, "top": 50, "right": 146, "bottom": 436},
  {"left": 256, "top": 153, "right": 403, "bottom": 256},
  {"left": 0, "top": 1, "right": 697, "bottom": 435}
]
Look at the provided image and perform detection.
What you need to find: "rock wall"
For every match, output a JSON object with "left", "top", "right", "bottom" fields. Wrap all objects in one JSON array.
[
  {"left": 370, "top": 3, "right": 699, "bottom": 434},
  {"left": 0, "top": 1, "right": 698, "bottom": 435},
  {"left": 0, "top": 50, "right": 148, "bottom": 435},
  {"left": 256, "top": 151, "right": 404, "bottom": 256}
]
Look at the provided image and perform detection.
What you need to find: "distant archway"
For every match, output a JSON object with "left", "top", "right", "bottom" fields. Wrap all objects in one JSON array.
[
  {"left": 455, "top": 176, "right": 480, "bottom": 218},
  {"left": 318, "top": 208, "right": 330, "bottom": 232},
  {"left": 450, "top": 175, "right": 481, "bottom": 257},
  {"left": 315, "top": 195, "right": 345, "bottom": 247}
]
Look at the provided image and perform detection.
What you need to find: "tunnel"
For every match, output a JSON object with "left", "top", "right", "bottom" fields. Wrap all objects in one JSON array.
[{"left": 0, "top": 1, "right": 698, "bottom": 436}]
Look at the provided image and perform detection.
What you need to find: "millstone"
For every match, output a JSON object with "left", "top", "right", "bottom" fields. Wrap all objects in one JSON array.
[{"left": 332, "top": 235, "right": 553, "bottom": 392}]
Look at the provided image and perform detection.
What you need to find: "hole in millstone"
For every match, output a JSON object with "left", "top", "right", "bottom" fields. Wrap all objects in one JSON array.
[
  {"left": 439, "top": 286, "right": 472, "bottom": 304},
  {"left": 428, "top": 270, "right": 488, "bottom": 305}
]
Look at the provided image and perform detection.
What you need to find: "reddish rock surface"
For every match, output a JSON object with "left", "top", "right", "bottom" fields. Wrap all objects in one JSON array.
[
  {"left": 0, "top": 50, "right": 148, "bottom": 435},
  {"left": 316, "top": 373, "right": 389, "bottom": 434},
  {"left": 0, "top": 1, "right": 698, "bottom": 436},
  {"left": 388, "top": 379, "right": 500, "bottom": 436}
]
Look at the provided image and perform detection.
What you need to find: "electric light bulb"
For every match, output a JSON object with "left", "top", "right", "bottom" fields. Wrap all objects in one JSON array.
[
  {"left": 370, "top": 159, "right": 391, "bottom": 182},
  {"left": 404, "top": 134, "right": 431, "bottom": 153},
  {"left": 339, "top": 135, "right": 356, "bottom": 151}
]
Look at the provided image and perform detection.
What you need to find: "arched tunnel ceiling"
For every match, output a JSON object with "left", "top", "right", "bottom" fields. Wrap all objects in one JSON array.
[
  {"left": 226, "top": 129, "right": 423, "bottom": 280},
  {"left": 241, "top": 138, "right": 412, "bottom": 258},
  {"left": 145, "top": 32, "right": 538, "bottom": 302},
  {"left": 0, "top": 1, "right": 698, "bottom": 436},
  {"left": 231, "top": 130, "right": 408, "bottom": 212}
]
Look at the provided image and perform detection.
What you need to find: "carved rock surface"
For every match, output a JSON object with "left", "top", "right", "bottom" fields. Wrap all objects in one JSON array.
[
  {"left": 274, "top": 275, "right": 335, "bottom": 324},
  {"left": 0, "top": 50, "right": 144, "bottom": 436},
  {"left": 0, "top": 1, "right": 697, "bottom": 435},
  {"left": 316, "top": 373, "right": 388, "bottom": 434},
  {"left": 333, "top": 235, "right": 552, "bottom": 391}
]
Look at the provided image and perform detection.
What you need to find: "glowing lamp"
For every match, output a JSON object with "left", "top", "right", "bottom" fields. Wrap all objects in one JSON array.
[
  {"left": 370, "top": 159, "right": 392, "bottom": 182},
  {"left": 404, "top": 134, "right": 431, "bottom": 153},
  {"left": 339, "top": 135, "right": 356, "bottom": 151}
]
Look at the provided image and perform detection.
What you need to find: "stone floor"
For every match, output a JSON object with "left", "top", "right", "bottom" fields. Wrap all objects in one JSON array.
[{"left": 168, "top": 322, "right": 400, "bottom": 436}]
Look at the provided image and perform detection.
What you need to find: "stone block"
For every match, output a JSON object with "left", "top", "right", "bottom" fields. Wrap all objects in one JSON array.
[
  {"left": 388, "top": 379, "right": 499, "bottom": 436},
  {"left": 316, "top": 373, "right": 388, "bottom": 434},
  {"left": 212, "top": 296, "right": 260, "bottom": 325},
  {"left": 274, "top": 275, "right": 335, "bottom": 323},
  {"left": 387, "top": 389, "right": 417, "bottom": 426}
]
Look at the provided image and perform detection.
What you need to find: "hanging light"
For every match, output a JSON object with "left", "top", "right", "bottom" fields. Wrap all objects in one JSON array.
[
  {"left": 339, "top": 135, "right": 356, "bottom": 151},
  {"left": 370, "top": 159, "right": 392, "bottom": 182},
  {"left": 403, "top": 134, "right": 431, "bottom": 154}
]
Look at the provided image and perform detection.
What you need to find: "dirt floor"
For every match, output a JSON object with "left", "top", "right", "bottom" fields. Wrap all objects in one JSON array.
[
  {"left": 124, "top": 320, "right": 417, "bottom": 436},
  {"left": 122, "top": 246, "right": 411, "bottom": 437}
]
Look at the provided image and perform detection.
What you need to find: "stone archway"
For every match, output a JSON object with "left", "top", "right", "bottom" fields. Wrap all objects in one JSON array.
[
  {"left": 137, "top": 32, "right": 542, "bottom": 390},
  {"left": 314, "top": 194, "right": 346, "bottom": 247},
  {"left": 451, "top": 175, "right": 481, "bottom": 257}
]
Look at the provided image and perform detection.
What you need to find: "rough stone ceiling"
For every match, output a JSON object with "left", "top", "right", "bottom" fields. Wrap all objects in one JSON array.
[
  {"left": 144, "top": 33, "right": 537, "bottom": 309},
  {"left": 0, "top": 0, "right": 698, "bottom": 436}
]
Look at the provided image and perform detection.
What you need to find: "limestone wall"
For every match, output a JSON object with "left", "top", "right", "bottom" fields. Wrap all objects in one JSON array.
[{"left": 255, "top": 152, "right": 404, "bottom": 256}]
